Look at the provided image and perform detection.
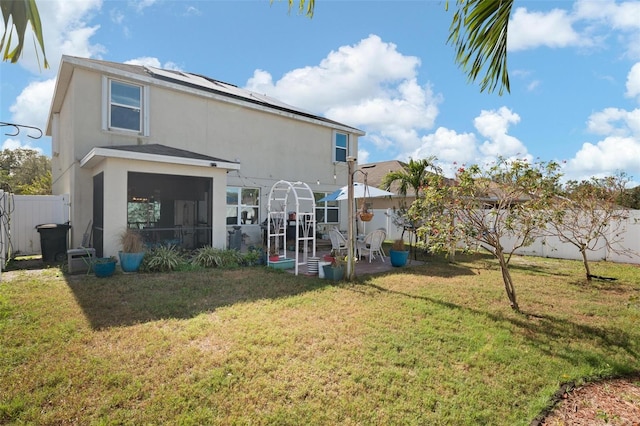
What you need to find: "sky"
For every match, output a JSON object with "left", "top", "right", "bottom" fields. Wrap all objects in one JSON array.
[{"left": 1, "top": 0, "right": 640, "bottom": 184}]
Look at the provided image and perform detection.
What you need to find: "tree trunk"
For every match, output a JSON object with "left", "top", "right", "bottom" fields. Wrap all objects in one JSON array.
[
  {"left": 581, "top": 248, "right": 592, "bottom": 281},
  {"left": 496, "top": 248, "right": 519, "bottom": 311}
]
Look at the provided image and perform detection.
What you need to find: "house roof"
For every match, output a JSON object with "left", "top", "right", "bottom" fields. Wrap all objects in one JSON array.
[
  {"left": 80, "top": 144, "right": 240, "bottom": 170},
  {"left": 356, "top": 160, "right": 408, "bottom": 193},
  {"left": 356, "top": 160, "right": 456, "bottom": 197},
  {"left": 47, "top": 56, "right": 365, "bottom": 136}
]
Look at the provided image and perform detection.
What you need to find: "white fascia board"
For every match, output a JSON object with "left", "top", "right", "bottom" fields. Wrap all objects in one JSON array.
[{"left": 80, "top": 147, "right": 241, "bottom": 171}]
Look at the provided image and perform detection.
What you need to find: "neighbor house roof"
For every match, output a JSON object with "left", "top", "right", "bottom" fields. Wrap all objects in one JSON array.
[
  {"left": 356, "top": 160, "right": 408, "bottom": 194},
  {"left": 47, "top": 56, "right": 365, "bottom": 136},
  {"left": 80, "top": 144, "right": 240, "bottom": 170},
  {"left": 357, "top": 160, "right": 456, "bottom": 197}
]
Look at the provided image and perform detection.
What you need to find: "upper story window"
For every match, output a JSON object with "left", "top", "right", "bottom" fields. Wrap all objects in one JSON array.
[
  {"left": 334, "top": 131, "right": 349, "bottom": 163},
  {"left": 102, "top": 77, "right": 149, "bottom": 135}
]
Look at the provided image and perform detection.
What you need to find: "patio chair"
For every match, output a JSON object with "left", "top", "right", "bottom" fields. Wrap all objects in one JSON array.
[
  {"left": 356, "top": 229, "right": 386, "bottom": 263},
  {"left": 328, "top": 228, "right": 348, "bottom": 255}
]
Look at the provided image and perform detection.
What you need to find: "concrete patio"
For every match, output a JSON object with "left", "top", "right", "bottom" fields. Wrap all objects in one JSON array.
[{"left": 282, "top": 247, "right": 424, "bottom": 278}]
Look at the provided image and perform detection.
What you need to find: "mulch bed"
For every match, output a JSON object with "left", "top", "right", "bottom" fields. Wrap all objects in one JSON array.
[{"left": 536, "top": 375, "right": 640, "bottom": 425}]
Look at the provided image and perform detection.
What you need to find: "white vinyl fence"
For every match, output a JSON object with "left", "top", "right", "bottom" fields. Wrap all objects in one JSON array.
[
  {"left": 512, "top": 210, "right": 640, "bottom": 264},
  {"left": 0, "top": 191, "right": 8, "bottom": 272},
  {"left": 371, "top": 208, "right": 640, "bottom": 265},
  {"left": 0, "top": 191, "right": 70, "bottom": 269}
]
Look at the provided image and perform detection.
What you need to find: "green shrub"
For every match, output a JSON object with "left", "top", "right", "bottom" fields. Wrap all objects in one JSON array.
[
  {"left": 191, "top": 247, "right": 245, "bottom": 268},
  {"left": 242, "top": 247, "right": 262, "bottom": 266},
  {"left": 218, "top": 249, "right": 244, "bottom": 268},
  {"left": 142, "top": 245, "right": 183, "bottom": 272},
  {"left": 191, "top": 246, "right": 223, "bottom": 268}
]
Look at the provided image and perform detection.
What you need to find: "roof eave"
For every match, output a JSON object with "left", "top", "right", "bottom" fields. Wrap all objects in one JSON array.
[{"left": 79, "top": 147, "right": 241, "bottom": 170}]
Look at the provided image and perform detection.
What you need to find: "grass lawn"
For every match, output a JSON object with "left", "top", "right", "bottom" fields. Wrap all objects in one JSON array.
[{"left": 1, "top": 253, "right": 639, "bottom": 425}]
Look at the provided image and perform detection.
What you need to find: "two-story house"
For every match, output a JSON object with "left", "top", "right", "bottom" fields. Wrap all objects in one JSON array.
[{"left": 46, "top": 56, "right": 364, "bottom": 257}]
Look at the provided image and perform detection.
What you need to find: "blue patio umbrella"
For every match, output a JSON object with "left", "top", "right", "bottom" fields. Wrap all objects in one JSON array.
[{"left": 318, "top": 182, "right": 394, "bottom": 202}]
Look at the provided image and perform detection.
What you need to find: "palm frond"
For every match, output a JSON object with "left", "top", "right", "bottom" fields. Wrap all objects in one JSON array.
[
  {"left": 1, "top": 0, "right": 48, "bottom": 68},
  {"left": 448, "top": 0, "right": 513, "bottom": 95}
]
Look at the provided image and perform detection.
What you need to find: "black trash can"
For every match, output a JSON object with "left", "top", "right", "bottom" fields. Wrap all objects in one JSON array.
[{"left": 36, "top": 223, "right": 71, "bottom": 262}]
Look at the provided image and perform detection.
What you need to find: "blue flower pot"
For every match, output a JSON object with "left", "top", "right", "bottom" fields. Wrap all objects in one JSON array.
[
  {"left": 322, "top": 264, "right": 344, "bottom": 281},
  {"left": 119, "top": 251, "right": 145, "bottom": 273},
  {"left": 389, "top": 250, "right": 409, "bottom": 267},
  {"left": 93, "top": 259, "right": 116, "bottom": 277}
]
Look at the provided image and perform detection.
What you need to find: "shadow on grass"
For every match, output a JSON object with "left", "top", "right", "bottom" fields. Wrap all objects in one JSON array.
[
  {"left": 408, "top": 251, "right": 570, "bottom": 279},
  {"left": 65, "top": 268, "right": 329, "bottom": 330},
  {"left": 387, "top": 253, "right": 480, "bottom": 278},
  {"left": 506, "top": 261, "right": 572, "bottom": 277},
  {"left": 359, "top": 279, "right": 639, "bottom": 370}
]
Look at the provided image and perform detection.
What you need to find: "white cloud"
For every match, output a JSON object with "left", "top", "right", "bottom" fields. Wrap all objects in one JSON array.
[
  {"left": 124, "top": 57, "right": 182, "bottom": 71},
  {"left": 357, "top": 149, "right": 370, "bottom": 165},
  {"left": 566, "top": 136, "right": 640, "bottom": 178},
  {"left": 574, "top": 0, "right": 640, "bottom": 31},
  {"left": 474, "top": 107, "right": 529, "bottom": 159},
  {"left": 134, "top": 0, "right": 158, "bottom": 13},
  {"left": 184, "top": 6, "right": 201, "bottom": 17},
  {"left": 9, "top": 79, "right": 56, "bottom": 136},
  {"left": 247, "top": 34, "right": 532, "bottom": 176},
  {"left": 124, "top": 57, "right": 161, "bottom": 68},
  {"left": 327, "top": 79, "right": 439, "bottom": 132},
  {"left": 246, "top": 35, "right": 425, "bottom": 113},
  {"left": 412, "top": 127, "right": 477, "bottom": 175},
  {"left": 245, "top": 34, "right": 442, "bottom": 158},
  {"left": 587, "top": 107, "right": 640, "bottom": 137},
  {"left": 508, "top": 1, "right": 640, "bottom": 59},
  {"left": 1, "top": 138, "right": 43, "bottom": 153},
  {"left": 109, "top": 8, "right": 124, "bottom": 25},
  {"left": 573, "top": 0, "right": 640, "bottom": 59},
  {"left": 406, "top": 108, "right": 530, "bottom": 178},
  {"left": 568, "top": 97, "right": 640, "bottom": 179},
  {"left": 526, "top": 80, "right": 541, "bottom": 92},
  {"left": 626, "top": 62, "right": 640, "bottom": 101},
  {"left": 15, "top": 0, "right": 106, "bottom": 75},
  {"left": 508, "top": 7, "right": 584, "bottom": 51},
  {"left": 626, "top": 32, "right": 640, "bottom": 60}
]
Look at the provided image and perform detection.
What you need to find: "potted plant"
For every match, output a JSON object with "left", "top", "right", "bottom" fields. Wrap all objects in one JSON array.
[
  {"left": 323, "top": 249, "right": 337, "bottom": 263},
  {"left": 358, "top": 201, "right": 374, "bottom": 222},
  {"left": 118, "top": 228, "right": 145, "bottom": 273},
  {"left": 93, "top": 256, "right": 117, "bottom": 277},
  {"left": 322, "top": 254, "right": 344, "bottom": 281},
  {"left": 268, "top": 245, "right": 280, "bottom": 262},
  {"left": 389, "top": 239, "right": 409, "bottom": 267}
]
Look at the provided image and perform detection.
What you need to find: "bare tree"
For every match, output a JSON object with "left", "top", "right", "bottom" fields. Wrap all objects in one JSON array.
[{"left": 548, "top": 174, "right": 636, "bottom": 281}]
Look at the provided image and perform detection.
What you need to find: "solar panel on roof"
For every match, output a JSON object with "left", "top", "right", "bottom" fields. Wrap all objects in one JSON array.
[{"left": 144, "top": 66, "right": 313, "bottom": 115}]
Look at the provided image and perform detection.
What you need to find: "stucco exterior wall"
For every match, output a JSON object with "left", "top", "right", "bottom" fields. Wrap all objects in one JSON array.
[
  {"left": 56, "top": 66, "right": 355, "bottom": 184},
  {"left": 50, "top": 59, "right": 361, "bottom": 253}
]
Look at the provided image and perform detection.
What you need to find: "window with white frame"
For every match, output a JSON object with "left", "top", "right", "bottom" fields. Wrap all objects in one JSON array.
[
  {"left": 314, "top": 192, "right": 339, "bottom": 223},
  {"left": 334, "top": 131, "right": 348, "bottom": 162},
  {"left": 226, "top": 187, "right": 260, "bottom": 225},
  {"left": 103, "top": 77, "right": 148, "bottom": 134}
]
